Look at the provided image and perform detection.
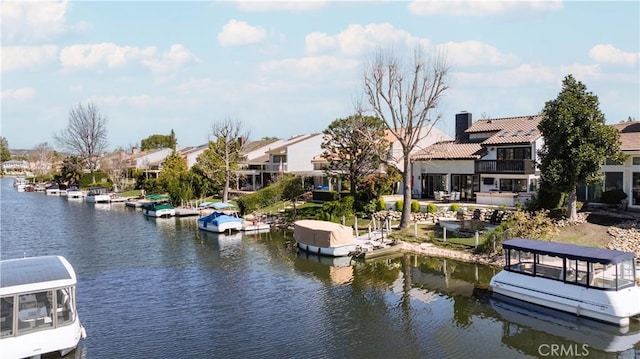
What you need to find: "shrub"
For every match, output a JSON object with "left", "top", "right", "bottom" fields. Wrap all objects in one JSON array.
[
  {"left": 601, "top": 189, "right": 627, "bottom": 205},
  {"left": 426, "top": 202, "right": 437, "bottom": 213},
  {"left": 376, "top": 198, "right": 386, "bottom": 211},
  {"left": 411, "top": 200, "right": 421, "bottom": 213},
  {"left": 395, "top": 200, "right": 404, "bottom": 211},
  {"left": 449, "top": 203, "right": 460, "bottom": 212}
]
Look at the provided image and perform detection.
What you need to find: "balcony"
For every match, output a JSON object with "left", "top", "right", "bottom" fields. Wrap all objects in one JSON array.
[{"left": 475, "top": 159, "right": 536, "bottom": 174}]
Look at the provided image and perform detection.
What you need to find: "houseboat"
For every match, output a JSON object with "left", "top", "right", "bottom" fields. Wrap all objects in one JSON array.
[
  {"left": 0, "top": 255, "right": 86, "bottom": 358},
  {"left": 490, "top": 238, "right": 640, "bottom": 326}
]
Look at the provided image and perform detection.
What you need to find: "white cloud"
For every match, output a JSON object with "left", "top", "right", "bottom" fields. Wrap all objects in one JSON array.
[
  {"left": 1, "top": 1, "right": 72, "bottom": 44},
  {"left": 305, "top": 23, "right": 430, "bottom": 57},
  {"left": 174, "top": 78, "right": 212, "bottom": 94},
  {"left": 1, "top": 45, "right": 59, "bottom": 72},
  {"left": 589, "top": 44, "right": 639, "bottom": 67},
  {"left": 258, "top": 55, "right": 360, "bottom": 80},
  {"left": 1, "top": 87, "right": 36, "bottom": 101},
  {"left": 60, "top": 42, "right": 156, "bottom": 69},
  {"left": 87, "top": 95, "right": 169, "bottom": 107},
  {"left": 59, "top": 43, "right": 198, "bottom": 74},
  {"left": 140, "top": 44, "right": 200, "bottom": 73},
  {"left": 217, "top": 20, "right": 267, "bottom": 46},
  {"left": 233, "top": 1, "right": 328, "bottom": 12},
  {"left": 407, "top": 0, "right": 562, "bottom": 16},
  {"left": 455, "top": 63, "right": 602, "bottom": 88},
  {"left": 437, "top": 40, "right": 519, "bottom": 67}
]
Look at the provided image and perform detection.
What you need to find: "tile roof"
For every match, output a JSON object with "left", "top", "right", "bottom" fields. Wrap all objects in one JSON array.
[
  {"left": 242, "top": 138, "right": 280, "bottom": 154},
  {"left": 468, "top": 115, "right": 543, "bottom": 145},
  {"left": 612, "top": 121, "right": 640, "bottom": 151},
  {"left": 411, "top": 141, "right": 483, "bottom": 160}
]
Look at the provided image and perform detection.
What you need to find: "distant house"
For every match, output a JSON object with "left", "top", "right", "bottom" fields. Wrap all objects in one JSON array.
[
  {"left": 1, "top": 159, "right": 29, "bottom": 173},
  {"left": 180, "top": 144, "right": 209, "bottom": 169},
  {"left": 411, "top": 112, "right": 543, "bottom": 206},
  {"left": 133, "top": 148, "right": 173, "bottom": 178},
  {"left": 580, "top": 121, "right": 640, "bottom": 210}
]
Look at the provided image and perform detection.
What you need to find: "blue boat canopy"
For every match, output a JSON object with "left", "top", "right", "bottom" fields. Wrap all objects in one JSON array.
[{"left": 503, "top": 238, "right": 634, "bottom": 264}]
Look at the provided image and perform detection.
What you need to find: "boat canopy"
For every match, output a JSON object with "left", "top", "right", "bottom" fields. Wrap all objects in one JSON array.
[
  {"left": 199, "top": 202, "right": 237, "bottom": 210},
  {"left": 145, "top": 194, "right": 171, "bottom": 202},
  {"left": 503, "top": 238, "right": 634, "bottom": 264},
  {"left": 0, "top": 256, "right": 76, "bottom": 295},
  {"left": 294, "top": 220, "right": 355, "bottom": 247}
]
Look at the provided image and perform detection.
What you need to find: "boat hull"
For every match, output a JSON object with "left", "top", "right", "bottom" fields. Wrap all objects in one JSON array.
[
  {"left": 297, "top": 242, "right": 359, "bottom": 257},
  {"left": 86, "top": 194, "right": 111, "bottom": 203},
  {"left": 1, "top": 318, "right": 85, "bottom": 359},
  {"left": 490, "top": 270, "right": 640, "bottom": 326},
  {"left": 143, "top": 208, "right": 176, "bottom": 218},
  {"left": 198, "top": 221, "right": 243, "bottom": 233}
]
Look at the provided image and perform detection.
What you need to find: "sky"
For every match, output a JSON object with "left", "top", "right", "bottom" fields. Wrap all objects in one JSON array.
[{"left": 1, "top": 0, "right": 639, "bottom": 152}]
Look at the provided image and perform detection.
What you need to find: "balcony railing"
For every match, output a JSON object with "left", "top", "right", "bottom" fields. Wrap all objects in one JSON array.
[{"left": 475, "top": 159, "right": 536, "bottom": 174}]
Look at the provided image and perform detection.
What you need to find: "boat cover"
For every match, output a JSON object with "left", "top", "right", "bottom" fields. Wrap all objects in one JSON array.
[
  {"left": 503, "top": 238, "right": 634, "bottom": 264},
  {"left": 294, "top": 220, "right": 355, "bottom": 247}
]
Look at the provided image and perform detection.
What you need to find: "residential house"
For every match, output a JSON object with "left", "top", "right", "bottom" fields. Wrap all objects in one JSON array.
[
  {"left": 236, "top": 138, "right": 285, "bottom": 190},
  {"left": 579, "top": 121, "right": 640, "bottom": 210},
  {"left": 1, "top": 159, "right": 29, "bottom": 173},
  {"left": 133, "top": 148, "right": 174, "bottom": 178},
  {"left": 180, "top": 144, "right": 209, "bottom": 169},
  {"left": 263, "top": 134, "right": 324, "bottom": 188},
  {"left": 411, "top": 112, "right": 543, "bottom": 206}
]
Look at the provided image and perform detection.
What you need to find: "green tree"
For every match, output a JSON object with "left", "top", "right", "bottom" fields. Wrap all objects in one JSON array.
[
  {"left": 0, "top": 137, "right": 11, "bottom": 163},
  {"left": 157, "top": 151, "right": 193, "bottom": 203},
  {"left": 141, "top": 131, "right": 177, "bottom": 151},
  {"left": 538, "top": 74, "right": 624, "bottom": 221},
  {"left": 321, "top": 114, "right": 389, "bottom": 195},
  {"left": 363, "top": 46, "right": 450, "bottom": 229},
  {"left": 196, "top": 118, "right": 246, "bottom": 202},
  {"left": 54, "top": 102, "right": 108, "bottom": 183},
  {"left": 60, "top": 156, "right": 85, "bottom": 185}
]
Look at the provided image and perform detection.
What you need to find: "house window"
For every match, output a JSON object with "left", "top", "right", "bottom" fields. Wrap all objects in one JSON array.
[
  {"left": 497, "top": 147, "right": 531, "bottom": 160},
  {"left": 633, "top": 157, "right": 640, "bottom": 166},
  {"left": 499, "top": 178, "right": 528, "bottom": 192},
  {"left": 605, "top": 157, "right": 624, "bottom": 165},
  {"left": 604, "top": 172, "right": 623, "bottom": 191},
  {"left": 633, "top": 172, "right": 640, "bottom": 206},
  {"left": 423, "top": 174, "right": 447, "bottom": 198}
]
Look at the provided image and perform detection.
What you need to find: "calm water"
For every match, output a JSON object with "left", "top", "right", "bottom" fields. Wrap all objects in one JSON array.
[{"left": 1, "top": 178, "right": 639, "bottom": 359}]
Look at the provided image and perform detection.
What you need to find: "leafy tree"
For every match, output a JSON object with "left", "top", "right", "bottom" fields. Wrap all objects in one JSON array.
[
  {"left": 0, "top": 137, "right": 10, "bottom": 162},
  {"left": 60, "top": 156, "right": 85, "bottom": 185},
  {"left": 141, "top": 131, "right": 177, "bottom": 151},
  {"left": 196, "top": 118, "right": 246, "bottom": 202},
  {"left": 157, "top": 151, "right": 193, "bottom": 203},
  {"left": 321, "top": 114, "right": 389, "bottom": 195},
  {"left": 538, "top": 74, "right": 624, "bottom": 221},
  {"left": 363, "top": 46, "right": 449, "bottom": 228},
  {"left": 54, "top": 102, "right": 108, "bottom": 183}
]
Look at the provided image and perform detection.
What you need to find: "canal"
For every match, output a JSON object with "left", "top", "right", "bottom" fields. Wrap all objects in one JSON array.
[{"left": 1, "top": 178, "right": 638, "bottom": 358}]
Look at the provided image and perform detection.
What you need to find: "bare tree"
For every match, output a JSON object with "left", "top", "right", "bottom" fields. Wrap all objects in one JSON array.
[
  {"left": 363, "top": 47, "right": 449, "bottom": 229},
  {"left": 54, "top": 102, "right": 108, "bottom": 183},
  {"left": 31, "top": 142, "right": 54, "bottom": 176},
  {"left": 198, "top": 118, "right": 248, "bottom": 202},
  {"left": 101, "top": 148, "right": 130, "bottom": 192}
]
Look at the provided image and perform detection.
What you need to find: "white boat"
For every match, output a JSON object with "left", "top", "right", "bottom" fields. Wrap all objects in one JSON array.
[
  {"left": 85, "top": 186, "right": 111, "bottom": 203},
  {"left": 66, "top": 187, "right": 85, "bottom": 199},
  {"left": 293, "top": 220, "right": 366, "bottom": 257},
  {"left": 0, "top": 255, "right": 87, "bottom": 358},
  {"left": 490, "top": 238, "right": 640, "bottom": 326},
  {"left": 45, "top": 184, "right": 61, "bottom": 196},
  {"left": 141, "top": 195, "right": 176, "bottom": 218},
  {"left": 13, "top": 178, "right": 27, "bottom": 192},
  {"left": 198, "top": 203, "right": 244, "bottom": 233}
]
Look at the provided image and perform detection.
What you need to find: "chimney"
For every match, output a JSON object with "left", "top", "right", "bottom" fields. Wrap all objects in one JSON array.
[{"left": 455, "top": 112, "right": 472, "bottom": 142}]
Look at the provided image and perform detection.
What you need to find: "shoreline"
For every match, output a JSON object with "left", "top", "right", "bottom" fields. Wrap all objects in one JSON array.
[{"left": 399, "top": 241, "right": 505, "bottom": 267}]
